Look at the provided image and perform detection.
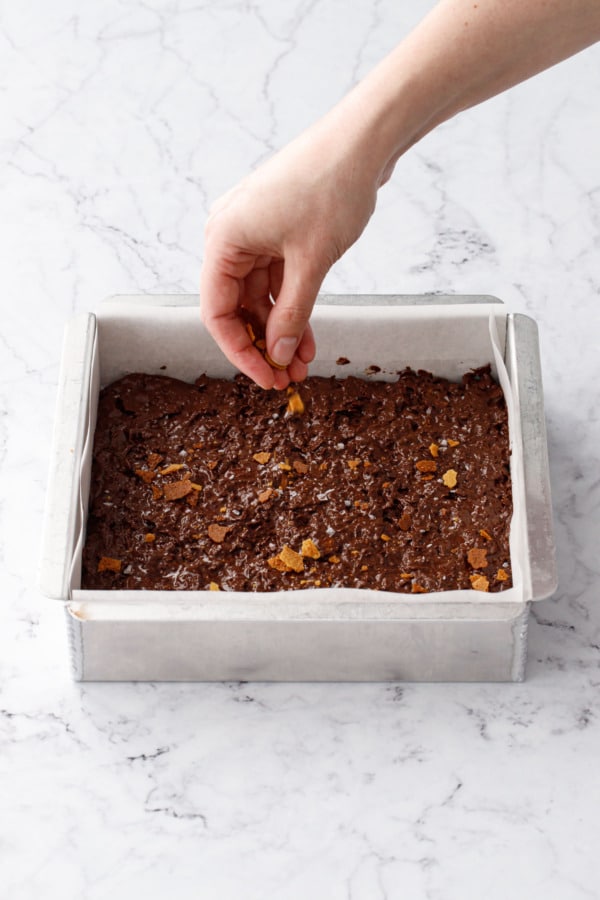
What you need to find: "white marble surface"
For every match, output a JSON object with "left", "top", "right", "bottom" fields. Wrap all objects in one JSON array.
[{"left": 1, "top": 1, "right": 600, "bottom": 897}]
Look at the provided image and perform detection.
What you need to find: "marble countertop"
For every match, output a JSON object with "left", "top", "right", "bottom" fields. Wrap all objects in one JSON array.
[{"left": 2, "top": 1, "right": 600, "bottom": 897}]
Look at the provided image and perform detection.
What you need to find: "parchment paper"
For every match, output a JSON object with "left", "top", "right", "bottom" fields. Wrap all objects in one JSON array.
[{"left": 71, "top": 301, "right": 528, "bottom": 610}]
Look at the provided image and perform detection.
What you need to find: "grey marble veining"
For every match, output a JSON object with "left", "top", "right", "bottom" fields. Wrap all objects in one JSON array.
[{"left": 1, "top": 1, "right": 600, "bottom": 897}]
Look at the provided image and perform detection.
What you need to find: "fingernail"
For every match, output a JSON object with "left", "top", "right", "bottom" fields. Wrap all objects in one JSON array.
[{"left": 271, "top": 337, "right": 297, "bottom": 367}]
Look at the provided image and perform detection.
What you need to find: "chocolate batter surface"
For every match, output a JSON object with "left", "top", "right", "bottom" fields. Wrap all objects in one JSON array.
[{"left": 81, "top": 367, "right": 513, "bottom": 593}]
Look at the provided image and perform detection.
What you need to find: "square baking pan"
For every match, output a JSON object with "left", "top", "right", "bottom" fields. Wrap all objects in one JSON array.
[{"left": 40, "top": 294, "right": 557, "bottom": 682}]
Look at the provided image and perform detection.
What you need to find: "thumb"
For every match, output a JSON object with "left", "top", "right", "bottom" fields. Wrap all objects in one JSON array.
[{"left": 265, "top": 257, "right": 324, "bottom": 368}]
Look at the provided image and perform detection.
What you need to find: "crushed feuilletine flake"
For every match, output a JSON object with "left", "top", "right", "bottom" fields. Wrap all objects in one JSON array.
[
  {"left": 208, "top": 523, "right": 230, "bottom": 544},
  {"left": 163, "top": 479, "right": 193, "bottom": 501},
  {"left": 398, "top": 512, "right": 412, "bottom": 531},
  {"left": 301, "top": 539, "right": 321, "bottom": 559},
  {"left": 159, "top": 463, "right": 185, "bottom": 475},
  {"left": 416, "top": 460, "right": 437, "bottom": 473},
  {"left": 97, "top": 556, "right": 122, "bottom": 573},
  {"left": 286, "top": 390, "right": 305, "bottom": 415},
  {"left": 470, "top": 574, "right": 490, "bottom": 592},
  {"left": 253, "top": 451, "right": 272, "bottom": 465},
  {"left": 442, "top": 469, "right": 458, "bottom": 488},
  {"left": 467, "top": 547, "right": 488, "bottom": 569},
  {"left": 268, "top": 545, "right": 304, "bottom": 573},
  {"left": 135, "top": 468, "right": 155, "bottom": 483},
  {"left": 279, "top": 546, "right": 304, "bottom": 572}
]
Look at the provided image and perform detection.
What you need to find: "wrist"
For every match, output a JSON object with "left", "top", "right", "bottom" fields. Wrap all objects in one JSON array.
[{"left": 337, "top": 50, "right": 453, "bottom": 190}]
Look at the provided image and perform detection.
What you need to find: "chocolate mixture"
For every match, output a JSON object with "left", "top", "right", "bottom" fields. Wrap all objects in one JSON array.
[{"left": 81, "top": 367, "right": 513, "bottom": 593}]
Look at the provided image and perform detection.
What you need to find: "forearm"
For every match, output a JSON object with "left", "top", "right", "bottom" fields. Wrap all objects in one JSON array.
[{"left": 331, "top": 0, "right": 600, "bottom": 186}]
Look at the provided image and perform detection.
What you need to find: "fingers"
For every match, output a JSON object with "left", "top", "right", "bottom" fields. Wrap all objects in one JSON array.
[
  {"left": 200, "top": 249, "right": 317, "bottom": 391},
  {"left": 200, "top": 255, "right": 276, "bottom": 391},
  {"left": 265, "top": 255, "right": 323, "bottom": 369},
  {"left": 240, "top": 266, "right": 274, "bottom": 335},
  {"left": 201, "top": 187, "right": 324, "bottom": 389},
  {"left": 282, "top": 322, "right": 316, "bottom": 383},
  {"left": 297, "top": 321, "right": 316, "bottom": 364}
]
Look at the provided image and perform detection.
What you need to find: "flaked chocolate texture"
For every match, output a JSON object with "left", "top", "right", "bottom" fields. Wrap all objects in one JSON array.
[{"left": 81, "top": 367, "right": 513, "bottom": 593}]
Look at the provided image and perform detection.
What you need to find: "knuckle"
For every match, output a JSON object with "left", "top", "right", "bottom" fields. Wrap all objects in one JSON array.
[{"left": 276, "top": 303, "right": 309, "bottom": 329}]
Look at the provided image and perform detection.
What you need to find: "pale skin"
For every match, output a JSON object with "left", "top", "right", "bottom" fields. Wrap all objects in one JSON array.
[{"left": 200, "top": 0, "right": 600, "bottom": 390}]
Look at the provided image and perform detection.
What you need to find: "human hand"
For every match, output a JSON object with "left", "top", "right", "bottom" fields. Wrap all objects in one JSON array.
[
  {"left": 201, "top": 0, "right": 600, "bottom": 390},
  {"left": 200, "top": 114, "right": 381, "bottom": 389}
]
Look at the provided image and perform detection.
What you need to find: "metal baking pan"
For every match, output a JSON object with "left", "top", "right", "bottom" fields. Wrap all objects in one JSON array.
[{"left": 40, "top": 294, "right": 557, "bottom": 682}]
